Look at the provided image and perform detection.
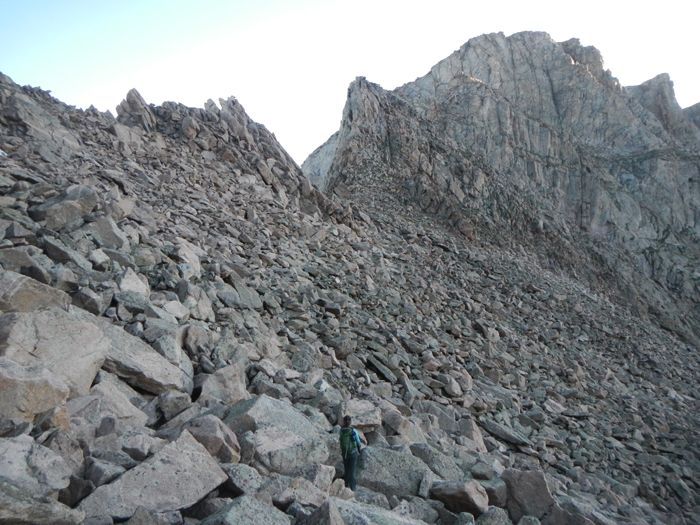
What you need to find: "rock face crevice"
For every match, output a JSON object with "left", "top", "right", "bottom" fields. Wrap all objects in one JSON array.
[{"left": 303, "top": 30, "right": 700, "bottom": 342}]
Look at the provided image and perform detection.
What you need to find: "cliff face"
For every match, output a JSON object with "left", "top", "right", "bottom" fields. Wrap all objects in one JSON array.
[{"left": 303, "top": 31, "right": 700, "bottom": 342}]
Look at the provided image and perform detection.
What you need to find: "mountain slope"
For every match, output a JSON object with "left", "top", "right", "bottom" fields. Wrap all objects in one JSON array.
[
  {"left": 304, "top": 31, "right": 700, "bottom": 344},
  {"left": 0, "top": 37, "right": 698, "bottom": 525}
]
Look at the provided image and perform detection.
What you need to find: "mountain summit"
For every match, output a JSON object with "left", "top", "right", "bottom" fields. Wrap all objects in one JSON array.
[{"left": 304, "top": 31, "right": 700, "bottom": 343}]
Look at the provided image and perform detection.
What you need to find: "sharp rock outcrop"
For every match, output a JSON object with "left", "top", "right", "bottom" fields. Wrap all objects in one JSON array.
[{"left": 304, "top": 31, "right": 700, "bottom": 345}]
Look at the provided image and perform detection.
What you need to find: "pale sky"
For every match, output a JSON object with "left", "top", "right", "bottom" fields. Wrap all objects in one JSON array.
[{"left": 1, "top": 0, "right": 698, "bottom": 164}]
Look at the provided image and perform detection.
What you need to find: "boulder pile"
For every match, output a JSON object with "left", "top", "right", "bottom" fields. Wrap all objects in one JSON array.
[{"left": 0, "top": 56, "right": 698, "bottom": 525}]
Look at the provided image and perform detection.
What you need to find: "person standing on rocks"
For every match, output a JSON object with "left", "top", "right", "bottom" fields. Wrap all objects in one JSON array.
[{"left": 340, "top": 415, "right": 362, "bottom": 491}]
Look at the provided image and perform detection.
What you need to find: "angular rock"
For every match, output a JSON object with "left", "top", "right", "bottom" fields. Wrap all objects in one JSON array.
[
  {"left": 410, "top": 442, "right": 464, "bottom": 481},
  {"left": 429, "top": 480, "right": 489, "bottom": 517},
  {"left": 357, "top": 446, "right": 430, "bottom": 497},
  {"left": 221, "top": 463, "right": 264, "bottom": 495},
  {"left": 501, "top": 469, "right": 592, "bottom": 525},
  {"left": 90, "top": 380, "right": 148, "bottom": 429},
  {"left": 82, "top": 216, "right": 130, "bottom": 251},
  {"left": 0, "top": 357, "right": 70, "bottom": 422},
  {"left": 157, "top": 390, "right": 191, "bottom": 421},
  {"left": 0, "top": 478, "right": 85, "bottom": 525},
  {"left": 223, "top": 394, "right": 320, "bottom": 441},
  {"left": 479, "top": 478, "right": 508, "bottom": 508},
  {"left": 199, "top": 363, "right": 250, "bottom": 406},
  {"left": 0, "top": 308, "right": 109, "bottom": 397},
  {"left": 0, "top": 435, "right": 72, "bottom": 495},
  {"left": 78, "top": 430, "right": 227, "bottom": 520},
  {"left": 42, "top": 429, "right": 85, "bottom": 477},
  {"left": 301, "top": 499, "right": 345, "bottom": 525},
  {"left": 338, "top": 398, "right": 381, "bottom": 431},
  {"left": 0, "top": 269, "right": 70, "bottom": 312},
  {"left": 183, "top": 414, "right": 241, "bottom": 463},
  {"left": 71, "top": 307, "right": 193, "bottom": 395},
  {"left": 333, "top": 496, "right": 429, "bottom": 524},
  {"left": 84, "top": 457, "right": 126, "bottom": 487},
  {"left": 478, "top": 419, "right": 532, "bottom": 447},
  {"left": 199, "top": 494, "right": 290, "bottom": 525},
  {"left": 475, "top": 507, "right": 511, "bottom": 525},
  {"left": 254, "top": 426, "right": 329, "bottom": 476}
]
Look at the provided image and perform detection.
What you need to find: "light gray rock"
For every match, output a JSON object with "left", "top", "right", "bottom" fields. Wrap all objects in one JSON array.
[
  {"left": 301, "top": 498, "right": 345, "bottom": 525},
  {"left": 338, "top": 398, "right": 381, "bottom": 431},
  {"left": 199, "top": 363, "right": 250, "bottom": 406},
  {"left": 0, "top": 357, "right": 69, "bottom": 422},
  {"left": 0, "top": 308, "right": 109, "bottom": 397},
  {"left": 500, "top": 469, "right": 592, "bottom": 525},
  {"left": 223, "top": 394, "right": 320, "bottom": 441},
  {"left": 158, "top": 390, "right": 191, "bottom": 421},
  {"left": 0, "top": 247, "right": 50, "bottom": 282},
  {"left": 183, "top": 414, "right": 241, "bottom": 463},
  {"left": 221, "top": 463, "right": 264, "bottom": 495},
  {"left": 332, "top": 496, "right": 429, "bottom": 524},
  {"left": 0, "top": 269, "right": 70, "bottom": 312},
  {"left": 78, "top": 430, "right": 227, "bottom": 520},
  {"left": 116, "top": 267, "right": 150, "bottom": 297},
  {"left": 84, "top": 457, "right": 126, "bottom": 487},
  {"left": 429, "top": 480, "right": 489, "bottom": 517},
  {"left": 0, "top": 478, "right": 85, "bottom": 524},
  {"left": 478, "top": 419, "right": 531, "bottom": 447},
  {"left": 0, "top": 435, "right": 72, "bottom": 495},
  {"left": 479, "top": 478, "right": 508, "bottom": 508},
  {"left": 199, "top": 494, "right": 290, "bottom": 525},
  {"left": 410, "top": 442, "right": 464, "bottom": 481},
  {"left": 42, "top": 430, "right": 85, "bottom": 477},
  {"left": 82, "top": 216, "right": 130, "bottom": 252},
  {"left": 475, "top": 507, "right": 512, "bottom": 525},
  {"left": 43, "top": 236, "right": 93, "bottom": 271},
  {"left": 71, "top": 307, "right": 193, "bottom": 395},
  {"left": 357, "top": 446, "right": 430, "bottom": 497},
  {"left": 90, "top": 380, "right": 148, "bottom": 429},
  {"left": 254, "top": 425, "right": 329, "bottom": 476}
]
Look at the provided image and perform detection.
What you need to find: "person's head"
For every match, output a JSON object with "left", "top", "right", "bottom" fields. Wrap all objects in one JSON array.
[{"left": 343, "top": 415, "right": 352, "bottom": 427}]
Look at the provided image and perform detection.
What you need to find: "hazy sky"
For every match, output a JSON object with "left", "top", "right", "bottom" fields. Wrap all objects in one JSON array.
[{"left": 2, "top": 0, "right": 698, "bottom": 163}]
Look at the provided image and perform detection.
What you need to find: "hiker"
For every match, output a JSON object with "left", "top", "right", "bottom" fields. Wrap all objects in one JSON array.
[{"left": 339, "top": 415, "right": 361, "bottom": 491}]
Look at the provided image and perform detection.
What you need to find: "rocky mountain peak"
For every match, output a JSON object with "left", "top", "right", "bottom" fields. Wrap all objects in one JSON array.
[
  {"left": 305, "top": 30, "right": 700, "bottom": 345},
  {"left": 0, "top": 30, "right": 699, "bottom": 525}
]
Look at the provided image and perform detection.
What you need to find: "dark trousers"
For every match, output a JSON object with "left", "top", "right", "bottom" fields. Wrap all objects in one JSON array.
[{"left": 343, "top": 450, "right": 358, "bottom": 491}]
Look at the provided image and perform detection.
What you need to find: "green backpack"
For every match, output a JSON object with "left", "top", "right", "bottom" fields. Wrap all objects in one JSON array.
[{"left": 339, "top": 427, "right": 358, "bottom": 455}]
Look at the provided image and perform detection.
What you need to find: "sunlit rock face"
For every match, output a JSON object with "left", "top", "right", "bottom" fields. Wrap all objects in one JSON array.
[{"left": 304, "top": 31, "right": 700, "bottom": 341}]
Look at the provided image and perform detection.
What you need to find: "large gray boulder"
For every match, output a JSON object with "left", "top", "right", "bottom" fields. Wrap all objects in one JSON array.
[
  {"left": 199, "top": 363, "right": 250, "bottom": 406},
  {"left": 0, "top": 357, "right": 69, "bottom": 422},
  {"left": 223, "top": 395, "right": 329, "bottom": 475},
  {"left": 301, "top": 499, "right": 345, "bottom": 525},
  {"left": 183, "top": 414, "right": 241, "bottom": 463},
  {"left": 0, "top": 308, "right": 109, "bottom": 397},
  {"left": 224, "top": 394, "right": 320, "bottom": 441},
  {"left": 199, "top": 494, "right": 290, "bottom": 525},
  {"left": 90, "top": 380, "right": 149, "bottom": 429},
  {"left": 71, "top": 307, "right": 193, "bottom": 395},
  {"left": 429, "top": 480, "right": 489, "bottom": 517},
  {"left": 332, "top": 496, "right": 429, "bottom": 524},
  {"left": 0, "top": 269, "right": 70, "bottom": 312},
  {"left": 409, "top": 442, "right": 464, "bottom": 481},
  {"left": 0, "top": 478, "right": 85, "bottom": 525},
  {"left": 0, "top": 435, "right": 72, "bottom": 496},
  {"left": 78, "top": 430, "right": 227, "bottom": 520},
  {"left": 254, "top": 426, "right": 329, "bottom": 476},
  {"left": 501, "top": 469, "right": 594, "bottom": 525},
  {"left": 357, "top": 446, "right": 430, "bottom": 497}
]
